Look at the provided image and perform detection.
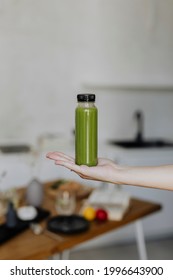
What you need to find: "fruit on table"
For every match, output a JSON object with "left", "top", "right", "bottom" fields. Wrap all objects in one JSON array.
[
  {"left": 82, "top": 206, "right": 96, "bottom": 221},
  {"left": 95, "top": 208, "right": 108, "bottom": 222}
]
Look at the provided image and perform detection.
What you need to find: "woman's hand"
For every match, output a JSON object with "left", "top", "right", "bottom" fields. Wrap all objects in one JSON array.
[
  {"left": 46, "top": 152, "right": 173, "bottom": 190},
  {"left": 46, "top": 151, "right": 122, "bottom": 183}
]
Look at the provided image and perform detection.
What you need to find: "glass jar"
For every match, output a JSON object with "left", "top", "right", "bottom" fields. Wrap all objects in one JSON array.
[{"left": 75, "top": 93, "right": 98, "bottom": 166}]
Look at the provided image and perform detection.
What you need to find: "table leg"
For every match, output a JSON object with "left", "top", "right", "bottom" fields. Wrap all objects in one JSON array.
[
  {"left": 49, "top": 250, "right": 70, "bottom": 260},
  {"left": 59, "top": 249, "right": 70, "bottom": 260},
  {"left": 135, "top": 220, "right": 148, "bottom": 260}
]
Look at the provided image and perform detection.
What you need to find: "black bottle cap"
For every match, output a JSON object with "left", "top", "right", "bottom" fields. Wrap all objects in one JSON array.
[{"left": 77, "top": 94, "right": 95, "bottom": 102}]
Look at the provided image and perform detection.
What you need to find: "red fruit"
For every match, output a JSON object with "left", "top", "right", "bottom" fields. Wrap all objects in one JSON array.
[{"left": 95, "top": 208, "right": 108, "bottom": 222}]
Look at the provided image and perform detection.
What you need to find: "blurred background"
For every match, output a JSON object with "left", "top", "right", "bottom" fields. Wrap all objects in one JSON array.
[
  {"left": 0, "top": 0, "right": 173, "bottom": 143},
  {"left": 0, "top": 0, "right": 173, "bottom": 259}
]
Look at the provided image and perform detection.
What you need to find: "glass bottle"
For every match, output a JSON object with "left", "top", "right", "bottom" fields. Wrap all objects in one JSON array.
[
  {"left": 6, "top": 201, "right": 17, "bottom": 228},
  {"left": 26, "top": 149, "right": 43, "bottom": 207},
  {"left": 75, "top": 93, "right": 98, "bottom": 166}
]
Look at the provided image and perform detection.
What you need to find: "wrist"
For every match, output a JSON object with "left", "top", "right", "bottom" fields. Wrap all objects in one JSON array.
[{"left": 111, "top": 164, "right": 130, "bottom": 185}]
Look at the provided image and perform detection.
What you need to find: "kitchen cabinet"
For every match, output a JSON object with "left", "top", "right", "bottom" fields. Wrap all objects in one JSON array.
[
  {"left": 0, "top": 154, "right": 32, "bottom": 190},
  {"left": 105, "top": 145, "right": 173, "bottom": 240}
]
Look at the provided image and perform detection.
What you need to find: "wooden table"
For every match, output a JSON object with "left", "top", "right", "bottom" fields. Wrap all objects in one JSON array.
[{"left": 0, "top": 181, "right": 161, "bottom": 260}]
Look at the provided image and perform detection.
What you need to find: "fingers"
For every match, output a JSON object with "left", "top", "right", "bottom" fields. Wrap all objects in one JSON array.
[
  {"left": 46, "top": 151, "right": 103, "bottom": 181},
  {"left": 46, "top": 152, "right": 74, "bottom": 162},
  {"left": 46, "top": 151, "right": 87, "bottom": 175},
  {"left": 55, "top": 159, "right": 83, "bottom": 174}
]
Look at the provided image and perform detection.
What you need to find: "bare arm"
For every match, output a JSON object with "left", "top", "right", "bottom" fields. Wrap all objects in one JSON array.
[
  {"left": 117, "top": 164, "right": 173, "bottom": 190},
  {"left": 46, "top": 152, "right": 173, "bottom": 191}
]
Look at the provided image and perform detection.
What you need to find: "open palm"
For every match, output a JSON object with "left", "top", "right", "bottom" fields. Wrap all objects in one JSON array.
[{"left": 46, "top": 152, "right": 119, "bottom": 183}]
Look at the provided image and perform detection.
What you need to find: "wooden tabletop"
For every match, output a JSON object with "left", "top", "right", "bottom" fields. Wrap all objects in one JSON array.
[{"left": 0, "top": 181, "right": 161, "bottom": 260}]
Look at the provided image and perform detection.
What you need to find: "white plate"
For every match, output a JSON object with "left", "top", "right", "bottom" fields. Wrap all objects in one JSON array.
[{"left": 17, "top": 206, "right": 37, "bottom": 221}]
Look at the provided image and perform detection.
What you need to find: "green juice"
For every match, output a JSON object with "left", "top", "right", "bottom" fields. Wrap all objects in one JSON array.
[{"left": 75, "top": 105, "right": 98, "bottom": 166}]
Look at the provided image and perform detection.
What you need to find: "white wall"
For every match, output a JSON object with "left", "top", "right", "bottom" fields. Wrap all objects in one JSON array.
[{"left": 0, "top": 0, "right": 173, "bottom": 146}]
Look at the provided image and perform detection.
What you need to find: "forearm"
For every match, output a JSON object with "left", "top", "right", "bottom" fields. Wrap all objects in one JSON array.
[{"left": 115, "top": 165, "right": 173, "bottom": 191}]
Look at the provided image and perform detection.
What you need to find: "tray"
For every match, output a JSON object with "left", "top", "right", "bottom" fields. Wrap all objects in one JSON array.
[
  {"left": 47, "top": 214, "right": 89, "bottom": 234},
  {"left": 0, "top": 207, "right": 50, "bottom": 245}
]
